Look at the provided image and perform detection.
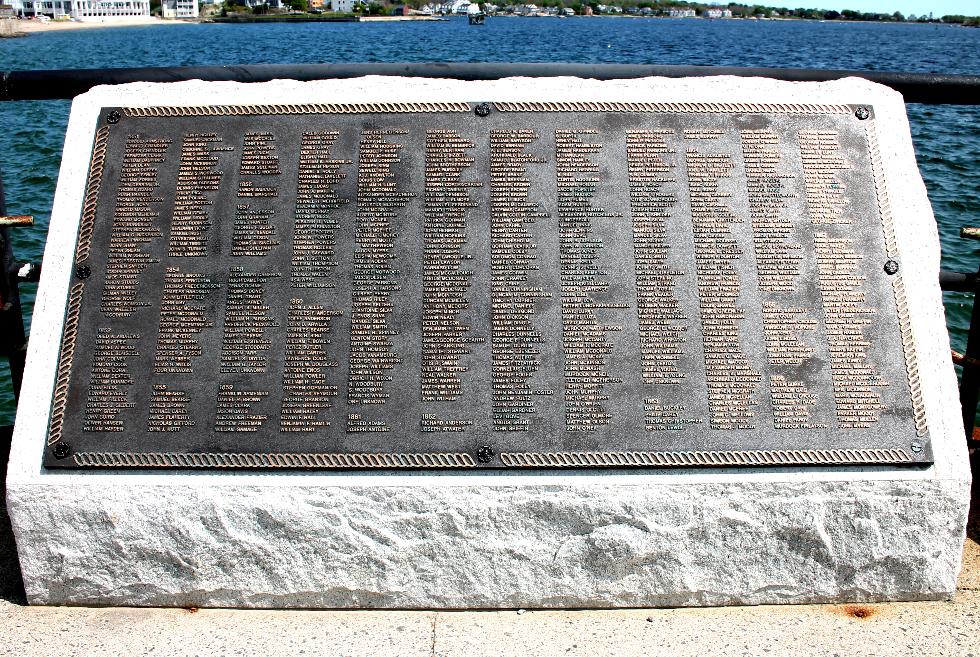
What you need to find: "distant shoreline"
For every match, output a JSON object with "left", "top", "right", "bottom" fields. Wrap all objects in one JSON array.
[
  {"left": 2, "top": 16, "right": 192, "bottom": 35},
  {"left": 1, "top": 13, "right": 972, "bottom": 38},
  {"left": 210, "top": 14, "right": 443, "bottom": 23}
]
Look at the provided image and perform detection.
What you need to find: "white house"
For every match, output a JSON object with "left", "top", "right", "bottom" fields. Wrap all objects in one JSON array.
[
  {"left": 667, "top": 8, "right": 695, "bottom": 18},
  {"left": 704, "top": 8, "right": 732, "bottom": 18},
  {"left": 161, "top": 0, "right": 197, "bottom": 17},
  {"left": 14, "top": 0, "right": 149, "bottom": 18},
  {"left": 331, "top": 0, "right": 354, "bottom": 12}
]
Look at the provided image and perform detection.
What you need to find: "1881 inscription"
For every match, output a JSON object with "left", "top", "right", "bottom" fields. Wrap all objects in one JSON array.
[{"left": 45, "top": 102, "right": 930, "bottom": 469}]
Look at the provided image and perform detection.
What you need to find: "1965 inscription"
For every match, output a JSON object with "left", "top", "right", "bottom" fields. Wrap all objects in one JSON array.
[{"left": 45, "top": 103, "right": 929, "bottom": 469}]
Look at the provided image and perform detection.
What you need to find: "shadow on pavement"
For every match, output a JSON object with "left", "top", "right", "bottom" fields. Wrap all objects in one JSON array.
[
  {"left": 969, "top": 451, "right": 980, "bottom": 545},
  {"left": 1, "top": 425, "right": 27, "bottom": 604}
]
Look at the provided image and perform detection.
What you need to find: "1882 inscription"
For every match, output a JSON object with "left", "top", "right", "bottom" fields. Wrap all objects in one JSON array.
[{"left": 45, "top": 102, "right": 930, "bottom": 469}]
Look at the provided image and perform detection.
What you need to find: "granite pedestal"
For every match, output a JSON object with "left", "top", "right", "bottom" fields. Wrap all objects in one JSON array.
[{"left": 5, "top": 75, "right": 970, "bottom": 608}]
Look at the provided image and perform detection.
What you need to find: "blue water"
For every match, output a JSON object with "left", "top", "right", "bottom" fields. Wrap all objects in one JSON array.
[{"left": 0, "top": 17, "right": 978, "bottom": 424}]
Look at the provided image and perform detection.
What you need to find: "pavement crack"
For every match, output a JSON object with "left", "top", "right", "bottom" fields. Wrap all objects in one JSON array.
[{"left": 430, "top": 613, "right": 438, "bottom": 657}]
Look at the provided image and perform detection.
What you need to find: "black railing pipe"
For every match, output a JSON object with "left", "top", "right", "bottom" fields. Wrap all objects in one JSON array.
[
  {"left": 940, "top": 270, "right": 979, "bottom": 293},
  {"left": 2, "top": 63, "right": 980, "bottom": 104}
]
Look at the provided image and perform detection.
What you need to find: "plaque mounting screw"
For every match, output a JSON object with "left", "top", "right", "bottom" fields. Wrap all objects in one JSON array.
[
  {"left": 883, "top": 260, "right": 899, "bottom": 275},
  {"left": 75, "top": 264, "right": 91, "bottom": 280},
  {"left": 910, "top": 439, "right": 923, "bottom": 454},
  {"left": 854, "top": 106, "right": 871, "bottom": 120},
  {"left": 106, "top": 110, "right": 121, "bottom": 124},
  {"left": 476, "top": 444, "right": 495, "bottom": 463},
  {"left": 474, "top": 103, "right": 492, "bottom": 117},
  {"left": 53, "top": 442, "right": 71, "bottom": 459}
]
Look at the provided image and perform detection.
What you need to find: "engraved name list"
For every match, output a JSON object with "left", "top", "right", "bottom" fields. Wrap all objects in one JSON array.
[{"left": 46, "top": 104, "right": 927, "bottom": 469}]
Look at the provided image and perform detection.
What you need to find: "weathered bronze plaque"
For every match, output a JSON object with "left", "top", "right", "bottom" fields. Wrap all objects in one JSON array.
[{"left": 43, "top": 101, "right": 931, "bottom": 469}]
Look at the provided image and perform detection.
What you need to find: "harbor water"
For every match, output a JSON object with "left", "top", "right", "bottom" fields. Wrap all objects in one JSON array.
[{"left": 0, "top": 17, "right": 977, "bottom": 424}]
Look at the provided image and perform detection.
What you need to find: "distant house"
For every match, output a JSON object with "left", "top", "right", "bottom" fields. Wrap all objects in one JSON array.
[
  {"left": 667, "top": 8, "right": 695, "bottom": 18},
  {"left": 704, "top": 8, "right": 732, "bottom": 18},
  {"left": 331, "top": 0, "right": 354, "bottom": 12},
  {"left": 161, "top": 0, "right": 198, "bottom": 18}
]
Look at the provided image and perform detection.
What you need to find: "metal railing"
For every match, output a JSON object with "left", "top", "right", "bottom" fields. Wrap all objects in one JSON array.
[
  {"left": 2, "top": 63, "right": 980, "bottom": 104},
  {"left": 0, "top": 62, "right": 978, "bottom": 444}
]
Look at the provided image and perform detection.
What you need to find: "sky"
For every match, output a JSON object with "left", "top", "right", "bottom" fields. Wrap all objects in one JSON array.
[{"left": 802, "top": 0, "right": 979, "bottom": 15}]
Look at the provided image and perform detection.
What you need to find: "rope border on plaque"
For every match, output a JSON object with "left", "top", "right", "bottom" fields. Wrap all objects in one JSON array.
[
  {"left": 493, "top": 101, "right": 853, "bottom": 114},
  {"left": 866, "top": 118, "right": 928, "bottom": 437},
  {"left": 67, "top": 447, "right": 914, "bottom": 469},
  {"left": 47, "top": 282, "right": 85, "bottom": 446},
  {"left": 120, "top": 102, "right": 853, "bottom": 117},
  {"left": 500, "top": 448, "right": 914, "bottom": 468},
  {"left": 71, "top": 451, "right": 475, "bottom": 468},
  {"left": 75, "top": 125, "right": 110, "bottom": 263},
  {"left": 122, "top": 102, "right": 471, "bottom": 117}
]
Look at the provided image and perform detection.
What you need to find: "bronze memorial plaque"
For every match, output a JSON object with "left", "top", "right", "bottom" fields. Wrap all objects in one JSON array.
[{"left": 43, "top": 102, "right": 931, "bottom": 469}]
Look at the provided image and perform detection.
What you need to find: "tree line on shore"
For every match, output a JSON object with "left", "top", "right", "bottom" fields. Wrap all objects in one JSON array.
[
  {"left": 205, "top": 0, "right": 980, "bottom": 24},
  {"left": 507, "top": 1, "right": 978, "bottom": 23}
]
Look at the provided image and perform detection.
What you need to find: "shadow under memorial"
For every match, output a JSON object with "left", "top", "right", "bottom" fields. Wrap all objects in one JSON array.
[{"left": 1, "top": 425, "right": 27, "bottom": 605}]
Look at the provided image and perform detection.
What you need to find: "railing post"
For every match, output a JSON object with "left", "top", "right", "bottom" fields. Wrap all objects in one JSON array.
[
  {"left": 958, "top": 227, "right": 980, "bottom": 442},
  {"left": 0, "top": 171, "right": 27, "bottom": 401}
]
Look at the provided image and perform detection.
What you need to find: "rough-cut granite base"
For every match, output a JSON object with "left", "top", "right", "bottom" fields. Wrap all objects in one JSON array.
[
  {"left": 8, "top": 480, "right": 970, "bottom": 608},
  {"left": 5, "top": 76, "right": 971, "bottom": 608}
]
